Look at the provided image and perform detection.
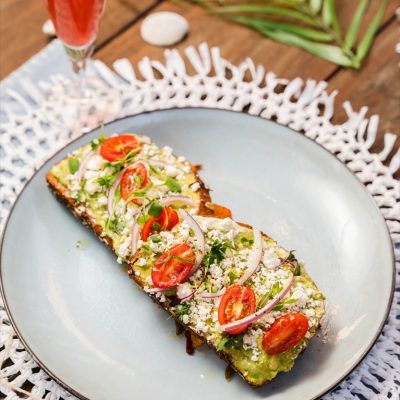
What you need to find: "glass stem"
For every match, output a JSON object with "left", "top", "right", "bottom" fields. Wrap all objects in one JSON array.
[{"left": 63, "top": 42, "right": 95, "bottom": 99}]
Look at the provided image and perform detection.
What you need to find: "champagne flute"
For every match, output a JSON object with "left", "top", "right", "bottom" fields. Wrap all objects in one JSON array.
[{"left": 46, "top": 0, "right": 106, "bottom": 99}]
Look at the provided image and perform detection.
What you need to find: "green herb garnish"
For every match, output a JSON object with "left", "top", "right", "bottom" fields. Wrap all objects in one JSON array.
[
  {"left": 152, "top": 222, "right": 161, "bottom": 231},
  {"left": 217, "top": 333, "right": 244, "bottom": 351},
  {"left": 148, "top": 201, "right": 163, "bottom": 218},
  {"left": 150, "top": 234, "right": 161, "bottom": 243},
  {"left": 165, "top": 177, "right": 182, "bottom": 193},
  {"left": 175, "top": 302, "right": 190, "bottom": 321},
  {"left": 257, "top": 282, "right": 283, "bottom": 310},
  {"left": 68, "top": 158, "right": 80, "bottom": 174},
  {"left": 203, "top": 241, "right": 230, "bottom": 269},
  {"left": 272, "top": 298, "right": 297, "bottom": 311},
  {"left": 90, "top": 134, "right": 106, "bottom": 151},
  {"left": 137, "top": 214, "right": 150, "bottom": 226},
  {"left": 228, "top": 270, "right": 238, "bottom": 284}
]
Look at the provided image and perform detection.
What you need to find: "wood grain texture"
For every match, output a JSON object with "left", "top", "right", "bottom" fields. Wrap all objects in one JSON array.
[{"left": 0, "top": 0, "right": 159, "bottom": 79}]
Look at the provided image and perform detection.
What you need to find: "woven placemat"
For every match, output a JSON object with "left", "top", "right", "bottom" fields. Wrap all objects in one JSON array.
[{"left": 0, "top": 39, "right": 399, "bottom": 400}]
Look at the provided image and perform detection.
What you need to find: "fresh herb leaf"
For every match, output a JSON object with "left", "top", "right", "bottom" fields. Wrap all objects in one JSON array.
[
  {"left": 257, "top": 282, "right": 283, "bottom": 309},
  {"left": 228, "top": 270, "right": 238, "bottom": 284},
  {"left": 287, "top": 250, "right": 297, "bottom": 261},
  {"left": 203, "top": 241, "right": 230, "bottom": 269},
  {"left": 141, "top": 243, "right": 151, "bottom": 251},
  {"left": 272, "top": 298, "right": 297, "bottom": 311},
  {"left": 134, "top": 175, "right": 143, "bottom": 187},
  {"left": 150, "top": 234, "right": 161, "bottom": 243},
  {"left": 240, "top": 237, "right": 254, "bottom": 245},
  {"left": 137, "top": 214, "right": 150, "bottom": 226},
  {"left": 107, "top": 218, "right": 125, "bottom": 234},
  {"left": 68, "top": 158, "right": 80, "bottom": 174},
  {"left": 216, "top": 336, "right": 230, "bottom": 351},
  {"left": 165, "top": 177, "right": 182, "bottom": 193},
  {"left": 175, "top": 302, "right": 190, "bottom": 321},
  {"left": 216, "top": 333, "right": 245, "bottom": 351},
  {"left": 148, "top": 201, "right": 163, "bottom": 218},
  {"left": 152, "top": 222, "right": 161, "bottom": 231},
  {"left": 90, "top": 134, "right": 106, "bottom": 151},
  {"left": 294, "top": 262, "right": 301, "bottom": 276}
]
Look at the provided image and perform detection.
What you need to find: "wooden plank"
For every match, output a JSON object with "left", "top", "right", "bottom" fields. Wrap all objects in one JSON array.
[
  {"left": 0, "top": 0, "right": 158, "bottom": 79},
  {"left": 329, "top": 21, "right": 399, "bottom": 175},
  {"left": 95, "top": 0, "right": 397, "bottom": 81}
]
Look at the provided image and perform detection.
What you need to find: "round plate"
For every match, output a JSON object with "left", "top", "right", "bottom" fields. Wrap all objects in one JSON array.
[{"left": 1, "top": 109, "right": 394, "bottom": 400}]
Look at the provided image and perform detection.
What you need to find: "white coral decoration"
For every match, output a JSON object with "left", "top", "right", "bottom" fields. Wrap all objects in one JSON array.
[{"left": 0, "top": 40, "right": 399, "bottom": 400}]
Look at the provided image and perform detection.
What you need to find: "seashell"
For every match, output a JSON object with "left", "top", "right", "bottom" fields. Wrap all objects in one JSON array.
[
  {"left": 140, "top": 12, "right": 189, "bottom": 47},
  {"left": 42, "top": 19, "right": 56, "bottom": 36}
]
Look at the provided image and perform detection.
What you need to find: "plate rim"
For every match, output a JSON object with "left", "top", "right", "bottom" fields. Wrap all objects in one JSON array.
[{"left": 0, "top": 107, "right": 395, "bottom": 400}]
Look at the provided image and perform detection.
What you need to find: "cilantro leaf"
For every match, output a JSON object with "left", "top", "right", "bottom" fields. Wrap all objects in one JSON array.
[
  {"left": 165, "top": 177, "right": 182, "bottom": 193},
  {"left": 203, "top": 241, "right": 230, "bottom": 269},
  {"left": 137, "top": 214, "right": 150, "bottom": 226},
  {"left": 68, "top": 158, "right": 80, "bottom": 174},
  {"left": 148, "top": 201, "right": 163, "bottom": 218},
  {"left": 150, "top": 234, "right": 161, "bottom": 243},
  {"left": 257, "top": 282, "right": 283, "bottom": 310},
  {"left": 216, "top": 336, "right": 230, "bottom": 351},
  {"left": 175, "top": 302, "right": 190, "bottom": 321},
  {"left": 90, "top": 134, "right": 106, "bottom": 151}
]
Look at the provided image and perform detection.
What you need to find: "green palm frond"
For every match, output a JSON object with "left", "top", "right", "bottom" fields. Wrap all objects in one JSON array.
[{"left": 189, "top": 0, "right": 387, "bottom": 69}]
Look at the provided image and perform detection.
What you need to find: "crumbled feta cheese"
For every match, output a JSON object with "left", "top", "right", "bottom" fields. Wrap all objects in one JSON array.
[
  {"left": 137, "top": 258, "right": 147, "bottom": 267},
  {"left": 190, "top": 182, "right": 200, "bottom": 192},
  {"left": 165, "top": 165, "right": 178, "bottom": 177},
  {"left": 86, "top": 154, "right": 105, "bottom": 170}
]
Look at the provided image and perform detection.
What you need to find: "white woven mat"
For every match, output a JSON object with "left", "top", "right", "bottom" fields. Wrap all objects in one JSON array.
[{"left": 0, "top": 39, "right": 399, "bottom": 400}]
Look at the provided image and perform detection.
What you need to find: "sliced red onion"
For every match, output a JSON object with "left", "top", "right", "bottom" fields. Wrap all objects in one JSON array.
[
  {"left": 130, "top": 216, "right": 140, "bottom": 255},
  {"left": 160, "top": 195, "right": 196, "bottom": 208},
  {"left": 220, "top": 274, "right": 294, "bottom": 332},
  {"left": 107, "top": 174, "right": 122, "bottom": 216},
  {"left": 236, "top": 227, "right": 263, "bottom": 285},
  {"left": 77, "top": 150, "right": 95, "bottom": 182},
  {"left": 178, "top": 209, "right": 205, "bottom": 271}
]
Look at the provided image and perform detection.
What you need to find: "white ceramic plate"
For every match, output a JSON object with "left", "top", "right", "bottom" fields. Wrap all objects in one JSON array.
[{"left": 1, "top": 109, "right": 394, "bottom": 400}]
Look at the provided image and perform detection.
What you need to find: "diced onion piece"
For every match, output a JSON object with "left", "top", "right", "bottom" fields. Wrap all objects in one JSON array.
[
  {"left": 160, "top": 195, "right": 196, "bottom": 208},
  {"left": 236, "top": 227, "right": 263, "bottom": 285},
  {"left": 178, "top": 209, "right": 205, "bottom": 270},
  {"left": 77, "top": 150, "right": 95, "bottom": 182},
  {"left": 107, "top": 174, "right": 122, "bottom": 216},
  {"left": 220, "top": 274, "right": 294, "bottom": 332}
]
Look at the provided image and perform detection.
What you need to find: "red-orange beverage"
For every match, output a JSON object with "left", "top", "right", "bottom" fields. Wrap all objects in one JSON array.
[{"left": 46, "top": 0, "right": 105, "bottom": 47}]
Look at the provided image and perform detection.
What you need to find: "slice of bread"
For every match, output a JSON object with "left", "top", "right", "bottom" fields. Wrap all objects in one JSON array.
[{"left": 47, "top": 134, "right": 325, "bottom": 387}]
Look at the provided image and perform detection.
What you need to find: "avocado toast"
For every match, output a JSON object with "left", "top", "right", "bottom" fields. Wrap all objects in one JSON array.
[{"left": 47, "top": 133, "right": 325, "bottom": 387}]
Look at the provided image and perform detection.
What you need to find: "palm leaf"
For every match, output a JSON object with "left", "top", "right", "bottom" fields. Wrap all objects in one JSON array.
[
  {"left": 213, "top": 5, "right": 319, "bottom": 26},
  {"left": 344, "top": 0, "right": 369, "bottom": 52},
  {"left": 322, "top": 0, "right": 341, "bottom": 36},
  {"left": 253, "top": 28, "right": 354, "bottom": 67},
  {"left": 227, "top": 15, "right": 333, "bottom": 42},
  {"left": 356, "top": 0, "right": 387, "bottom": 62}
]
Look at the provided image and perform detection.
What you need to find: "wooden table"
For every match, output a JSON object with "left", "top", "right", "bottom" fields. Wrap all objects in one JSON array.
[{"left": 1, "top": 0, "right": 399, "bottom": 170}]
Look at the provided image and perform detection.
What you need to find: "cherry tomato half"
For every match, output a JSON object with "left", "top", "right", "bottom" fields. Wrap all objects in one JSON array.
[
  {"left": 262, "top": 313, "right": 308, "bottom": 355},
  {"left": 141, "top": 207, "right": 179, "bottom": 241},
  {"left": 218, "top": 284, "right": 256, "bottom": 335},
  {"left": 120, "top": 162, "right": 149, "bottom": 202},
  {"left": 151, "top": 243, "right": 195, "bottom": 289},
  {"left": 100, "top": 134, "right": 140, "bottom": 162}
]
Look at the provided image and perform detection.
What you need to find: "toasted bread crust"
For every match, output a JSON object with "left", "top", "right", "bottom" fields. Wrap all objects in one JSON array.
[{"left": 46, "top": 170, "right": 320, "bottom": 388}]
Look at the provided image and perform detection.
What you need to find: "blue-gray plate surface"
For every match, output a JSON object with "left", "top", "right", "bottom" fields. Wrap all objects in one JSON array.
[{"left": 1, "top": 109, "right": 394, "bottom": 400}]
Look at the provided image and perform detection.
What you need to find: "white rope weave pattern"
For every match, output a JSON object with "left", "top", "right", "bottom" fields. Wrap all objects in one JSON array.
[{"left": 0, "top": 41, "right": 399, "bottom": 400}]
